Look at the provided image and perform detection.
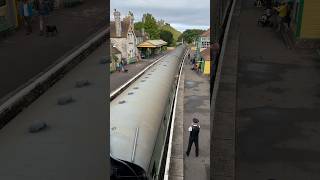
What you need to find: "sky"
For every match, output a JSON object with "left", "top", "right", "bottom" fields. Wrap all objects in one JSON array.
[{"left": 110, "top": 0, "right": 210, "bottom": 33}]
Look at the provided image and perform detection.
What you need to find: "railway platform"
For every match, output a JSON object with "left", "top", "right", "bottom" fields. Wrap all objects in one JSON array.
[
  {"left": 167, "top": 49, "right": 210, "bottom": 180},
  {"left": 182, "top": 54, "right": 210, "bottom": 180},
  {"left": 211, "top": 0, "right": 320, "bottom": 179},
  {"left": 110, "top": 53, "right": 168, "bottom": 92},
  {"left": 0, "top": 0, "right": 107, "bottom": 101}
]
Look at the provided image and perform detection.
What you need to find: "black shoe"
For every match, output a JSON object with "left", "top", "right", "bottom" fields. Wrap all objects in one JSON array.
[
  {"left": 196, "top": 154, "right": 199, "bottom": 157},
  {"left": 186, "top": 152, "right": 189, "bottom": 157}
]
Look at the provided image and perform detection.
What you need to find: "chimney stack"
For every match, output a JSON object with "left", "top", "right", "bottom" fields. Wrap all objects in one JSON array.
[
  {"left": 114, "top": 9, "right": 121, "bottom": 37},
  {"left": 128, "top": 11, "right": 134, "bottom": 27}
]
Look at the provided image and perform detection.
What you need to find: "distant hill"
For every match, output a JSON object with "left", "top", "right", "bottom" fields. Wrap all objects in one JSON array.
[{"left": 160, "top": 24, "right": 182, "bottom": 43}]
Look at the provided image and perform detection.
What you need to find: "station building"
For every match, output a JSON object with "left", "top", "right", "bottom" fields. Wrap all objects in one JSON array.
[
  {"left": 137, "top": 39, "right": 167, "bottom": 59},
  {"left": 288, "top": 0, "right": 320, "bottom": 48},
  {"left": 200, "top": 47, "right": 210, "bottom": 75},
  {"left": 0, "top": 0, "right": 19, "bottom": 34},
  {"left": 110, "top": 46, "right": 122, "bottom": 73},
  {"left": 110, "top": 9, "right": 138, "bottom": 64},
  {"left": 199, "top": 28, "right": 210, "bottom": 50}
]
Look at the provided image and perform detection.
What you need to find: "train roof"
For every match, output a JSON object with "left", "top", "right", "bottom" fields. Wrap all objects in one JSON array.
[{"left": 110, "top": 46, "right": 185, "bottom": 171}]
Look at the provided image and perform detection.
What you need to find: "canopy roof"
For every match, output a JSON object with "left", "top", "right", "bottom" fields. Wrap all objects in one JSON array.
[
  {"left": 137, "top": 39, "right": 167, "bottom": 48},
  {"left": 200, "top": 47, "right": 210, "bottom": 61}
]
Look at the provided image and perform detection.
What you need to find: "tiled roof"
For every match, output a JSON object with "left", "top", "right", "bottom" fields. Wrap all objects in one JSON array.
[
  {"left": 137, "top": 40, "right": 167, "bottom": 48},
  {"left": 200, "top": 47, "right": 210, "bottom": 61},
  {"left": 111, "top": 46, "right": 121, "bottom": 54},
  {"left": 201, "top": 28, "right": 210, "bottom": 37}
]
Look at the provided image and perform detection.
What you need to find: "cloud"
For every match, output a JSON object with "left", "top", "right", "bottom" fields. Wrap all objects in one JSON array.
[{"left": 110, "top": 0, "right": 210, "bottom": 32}]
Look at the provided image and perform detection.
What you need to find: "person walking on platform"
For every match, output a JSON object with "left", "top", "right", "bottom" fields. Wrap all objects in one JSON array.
[
  {"left": 19, "top": 0, "right": 33, "bottom": 35},
  {"left": 186, "top": 118, "right": 200, "bottom": 157},
  {"left": 191, "top": 58, "right": 196, "bottom": 70},
  {"left": 35, "top": 0, "right": 50, "bottom": 36},
  {"left": 273, "top": 1, "right": 288, "bottom": 32}
]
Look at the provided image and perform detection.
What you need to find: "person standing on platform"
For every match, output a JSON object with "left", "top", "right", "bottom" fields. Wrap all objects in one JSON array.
[
  {"left": 186, "top": 118, "right": 201, "bottom": 157},
  {"left": 273, "top": 1, "right": 288, "bottom": 32},
  {"left": 19, "top": 0, "right": 33, "bottom": 35},
  {"left": 35, "top": 0, "right": 50, "bottom": 36}
]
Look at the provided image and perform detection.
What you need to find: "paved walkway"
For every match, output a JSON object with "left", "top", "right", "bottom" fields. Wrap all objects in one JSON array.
[
  {"left": 0, "top": 0, "right": 107, "bottom": 101},
  {"left": 235, "top": 0, "right": 320, "bottom": 179},
  {"left": 183, "top": 51, "right": 210, "bottom": 180}
]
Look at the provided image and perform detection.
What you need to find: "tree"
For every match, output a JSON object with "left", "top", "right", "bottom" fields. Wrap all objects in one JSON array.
[
  {"left": 134, "top": 22, "right": 144, "bottom": 31},
  {"left": 180, "top": 29, "right": 206, "bottom": 44},
  {"left": 143, "top": 13, "right": 160, "bottom": 39},
  {"left": 160, "top": 24, "right": 181, "bottom": 43},
  {"left": 160, "top": 30, "right": 173, "bottom": 46}
]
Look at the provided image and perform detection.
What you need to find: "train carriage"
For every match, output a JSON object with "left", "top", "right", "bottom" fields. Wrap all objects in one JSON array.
[{"left": 110, "top": 45, "right": 187, "bottom": 180}]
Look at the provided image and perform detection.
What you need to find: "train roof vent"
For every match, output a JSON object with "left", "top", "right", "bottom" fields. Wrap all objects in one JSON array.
[
  {"left": 75, "top": 80, "right": 90, "bottom": 88},
  {"left": 57, "top": 95, "right": 74, "bottom": 105},
  {"left": 141, "top": 80, "right": 146, "bottom": 82},
  {"left": 29, "top": 122, "right": 48, "bottom": 133},
  {"left": 119, "top": 100, "right": 126, "bottom": 104},
  {"left": 133, "top": 87, "right": 139, "bottom": 89}
]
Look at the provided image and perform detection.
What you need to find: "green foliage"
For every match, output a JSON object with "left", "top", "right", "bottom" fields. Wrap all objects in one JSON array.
[
  {"left": 112, "top": 54, "right": 119, "bottom": 62},
  {"left": 144, "top": 13, "right": 160, "bottom": 39},
  {"left": 133, "top": 13, "right": 181, "bottom": 46},
  {"left": 160, "top": 30, "right": 174, "bottom": 46},
  {"left": 134, "top": 22, "right": 144, "bottom": 31},
  {"left": 180, "top": 29, "right": 206, "bottom": 44},
  {"left": 160, "top": 24, "right": 182, "bottom": 44}
]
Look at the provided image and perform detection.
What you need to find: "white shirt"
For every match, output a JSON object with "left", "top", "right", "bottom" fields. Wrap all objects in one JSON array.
[
  {"left": 23, "top": 4, "right": 29, "bottom": 17},
  {"left": 188, "top": 124, "right": 200, "bottom": 132}
]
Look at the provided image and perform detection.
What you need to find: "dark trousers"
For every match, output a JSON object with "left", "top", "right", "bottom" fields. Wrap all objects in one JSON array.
[
  {"left": 186, "top": 137, "right": 199, "bottom": 156},
  {"left": 24, "top": 16, "right": 32, "bottom": 33}
]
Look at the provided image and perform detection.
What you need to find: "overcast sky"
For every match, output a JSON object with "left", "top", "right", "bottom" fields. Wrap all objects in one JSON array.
[{"left": 110, "top": 0, "right": 210, "bottom": 32}]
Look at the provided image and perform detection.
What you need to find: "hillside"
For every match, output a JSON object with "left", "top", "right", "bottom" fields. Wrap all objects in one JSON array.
[{"left": 160, "top": 24, "right": 182, "bottom": 42}]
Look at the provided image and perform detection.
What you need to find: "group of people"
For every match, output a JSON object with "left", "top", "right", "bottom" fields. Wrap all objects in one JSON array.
[
  {"left": 116, "top": 59, "right": 127, "bottom": 73},
  {"left": 189, "top": 53, "right": 201, "bottom": 72},
  {"left": 18, "top": 0, "right": 51, "bottom": 35},
  {"left": 257, "top": 0, "right": 292, "bottom": 32}
]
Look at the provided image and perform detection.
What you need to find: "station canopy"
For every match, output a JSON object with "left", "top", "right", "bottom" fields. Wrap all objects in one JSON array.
[{"left": 137, "top": 40, "right": 167, "bottom": 48}]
